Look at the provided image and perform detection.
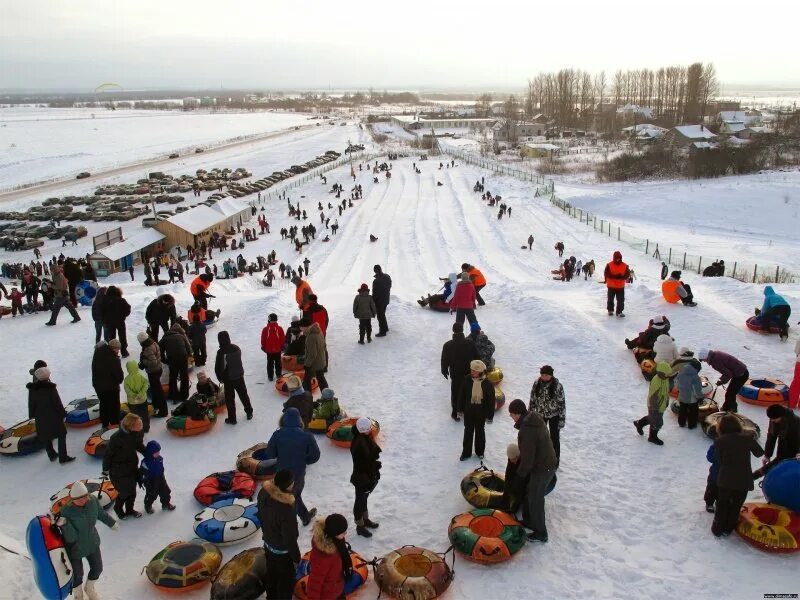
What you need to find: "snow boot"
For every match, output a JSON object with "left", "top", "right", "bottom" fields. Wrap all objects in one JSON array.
[
  {"left": 73, "top": 585, "right": 85, "bottom": 600},
  {"left": 706, "top": 504, "right": 715, "bottom": 513},
  {"left": 84, "top": 580, "right": 99, "bottom": 600},
  {"left": 633, "top": 418, "right": 646, "bottom": 436},
  {"left": 417, "top": 298, "right": 427, "bottom": 307},
  {"left": 624, "top": 338, "right": 635, "bottom": 350},
  {"left": 526, "top": 531, "right": 548, "bottom": 543},
  {"left": 616, "top": 312, "right": 625, "bottom": 318},
  {"left": 144, "top": 504, "right": 154, "bottom": 514},
  {"left": 162, "top": 503, "right": 176, "bottom": 511},
  {"left": 363, "top": 513, "right": 379, "bottom": 529},
  {"left": 301, "top": 508, "right": 317, "bottom": 527},
  {"left": 648, "top": 428, "right": 664, "bottom": 446},
  {"left": 356, "top": 520, "right": 373, "bottom": 538},
  {"left": 367, "top": 333, "right": 371, "bottom": 343}
]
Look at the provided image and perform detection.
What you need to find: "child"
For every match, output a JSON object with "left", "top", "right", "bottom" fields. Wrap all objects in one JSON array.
[
  {"left": 8, "top": 287, "right": 24, "bottom": 316},
  {"left": 502, "top": 442, "right": 522, "bottom": 513},
  {"left": 633, "top": 362, "right": 671, "bottom": 445},
  {"left": 123, "top": 360, "right": 150, "bottom": 433},
  {"left": 195, "top": 371, "right": 220, "bottom": 397},
  {"left": 704, "top": 443, "right": 719, "bottom": 513},
  {"left": 313, "top": 388, "right": 341, "bottom": 425},
  {"left": 139, "top": 440, "right": 175, "bottom": 514},
  {"left": 352, "top": 283, "right": 376, "bottom": 344},
  {"left": 260, "top": 313, "right": 285, "bottom": 382},
  {"left": 187, "top": 315, "right": 207, "bottom": 367}
]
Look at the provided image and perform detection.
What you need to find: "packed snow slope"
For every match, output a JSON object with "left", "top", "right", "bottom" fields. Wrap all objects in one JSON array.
[{"left": 1, "top": 155, "right": 799, "bottom": 600}]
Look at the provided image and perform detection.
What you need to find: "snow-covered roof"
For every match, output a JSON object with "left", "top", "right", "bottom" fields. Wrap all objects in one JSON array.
[
  {"left": 727, "top": 137, "right": 750, "bottom": 146},
  {"left": 618, "top": 104, "right": 654, "bottom": 119},
  {"left": 691, "top": 141, "right": 716, "bottom": 150},
  {"left": 524, "top": 143, "right": 560, "bottom": 151},
  {"left": 718, "top": 110, "right": 760, "bottom": 124},
  {"left": 93, "top": 228, "right": 165, "bottom": 261},
  {"left": 211, "top": 197, "right": 250, "bottom": 218},
  {"left": 723, "top": 122, "right": 747, "bottom": 133},
  {"left": 165, "top": 205, "right": 228, "bottom": 235},
  {"left": 673, "top": 125, "right": 717, "bottom": 140},
  {"left": 623, "top": 123, "right": 667, "bottom": 137}
]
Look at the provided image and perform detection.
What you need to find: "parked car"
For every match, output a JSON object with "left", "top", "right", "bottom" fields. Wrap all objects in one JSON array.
[
  {"left": 195, "top": 148, "right": 204, "bottom": 153},
  {"left": 169, "top": 153, "right": 179, "bottom": 159},
  {"left": 76, "top": 172, "right": 91, "bottom": 179}
]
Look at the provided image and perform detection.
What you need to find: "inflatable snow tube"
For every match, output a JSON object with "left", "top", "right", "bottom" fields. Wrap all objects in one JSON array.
[
  {"left": 64, "top": 396, "right": 100, "bottom": 427},
  {"left": 703, "top": 412, "right": 761, "bottom": 440},
  {"left": 26, "top": 515, "right": 73, "bottom": 600},
  {"left": 75, "top": 280, "right": 99, "bottom": 306},
  {"left": 448, "top": 508, "right": 526, "bottom": 564},
  {"left": 210, "top": 547, "right": 266, "bottom": 600},
  {"left": 146, "top": 539, "right": 222, "bottom": 593},
  {"left": 486, "top": 367, "right": 503, "bottom": 385},
  {"left": 429, "top": 300, "right": 450, "bottom": 313},
  {"left": 494, "top": 387, "right": 506, "bottom": 410},
  {"left": 166, "top": 408, "right": 217, "bottom": 437},
  {"left": 669, "top": 398, "right": 719, "bottom": 423},
  {"left": 281, "top": 354, "right": 304, "bottom": 373},
  {"left": 0, "top": 418, "right": 42, "bottom": 456},
  {"left": 194, "top": 498, "right": 260, "bottom": 545},
  {"left": 50, "top": 478, "right": 117, "bottom": 515},
  {"left": 736, "top": 503, "right": 800, "bottom": 553},
  {"left": 275, "top": 376, "right": 318, "bottom": 395},
  {"left": 670, "top": 376, "right": 715, "bottom": 399},
  {"left": 308, "top": 411, "right": 347, "bottom": 434},
  {"left": 762, "top": 459, "right": 800, "bottom": 513},
  {"left": 738, "top": 378, "right": 789, "bottom": 408},
  {"left": 375, "top": 546, "right": 453, "bottom": 600},
  {"left": 746, "top": 315, "right": 783, "bottom": 335},
  {"left": 236, "top": 443, "right": 278, "bottom": 480},
  {"left": 294, "top": 550, "right": 369, "bottom": 599},
  {"left": 461, "top": 467, "right": 555, "bottom": 510},
  {"left": 84, "top": 425, "right": 117, "bottom": 458},
  {"left": 194, "top": 471, "right": 257, "bottom": 506},
  {"left": 327, "top": 417, "right": 380, "bottom": 448}
]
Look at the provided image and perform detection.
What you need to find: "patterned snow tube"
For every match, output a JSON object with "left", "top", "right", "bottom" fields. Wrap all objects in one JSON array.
[
  {"left": 494, "top": 387, "right": 506, "bottom": 410},
  {"left": 294, "top": 550, "right": 369, "bottom": 599},
  {"left": 50, "top": 479, "right": 117, "bottom": 515},
  {"left": 375, "top": 546, "right": 453, "bottom": 600},
  {"left": 84, "top": 425, "right": 117, "bottom": 458},
  {"left": 669, "top": 376, "right": 715, "bottom": 399},
  {"left": 194, "top": 471, "right": 257, "bottom": 506},
  {"left": 669, "top": 398, "right": 719, "bottom": 423},
  {"left": 738, "top": 378, "right": 789, "bottom": 408},
  {"left": 26, "top": 515, "right": 73, "bottom": 600},
  {"left": 486, "top": 367, "right": 503, "bottom": 385},
  {"left": 762, "top": 459, "right": 800, "bottom": 513},
  {"left": 0, "top": 418, "right": 42, "bottom": 456},
  {"left": 736, "top": 503, "right": 800, "bottom": 553},
  {"left": 746, "top": 315, "right": 783, "bottom": 334},
  {"left": 236, "top": 443, "right": 278, "bottom": 480},
  {"left": 327, "top": 417, "right": 380, "bottom": 448},
  {"left": 460, "top": 467, "right": 511, "bottom": 509},
  {"left": 275, "top": 376, "right": 318, "bottom": 396},
  {"left": 166, "top": 408, "right": 217, "bottom": 437},
  {"left": 146, "top": 539, "right": 222, "bottom": 592},
  {"left": 75, "top": 280, "right": 99, "bottom": 306},
  {"left": 703, "top": 412, "right": 761, "bottom": 440},
  {"left": 194, "top": 498, "right": 260, "bottom": 545},
  {"left": 448, "top": 509, "right": 527, "bottom": 564},
  {"left": 64, "top": 397, "right": 100, "bottom": 427},
  {"left": 210, "top": 547, "right": 266, "bottom": 600}
]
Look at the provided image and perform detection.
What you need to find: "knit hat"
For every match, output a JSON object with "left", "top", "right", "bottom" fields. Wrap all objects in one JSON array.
[
  {"left": 671, "top": 271, "right": 682, "bottom": 279},
  {"left": 268, "top": 313, "right": 278, "bottom": 322},
  {"left": 506, "top": 442, "right": 520, "bottom": 460},
  {"left": 358, "top": 283, "right": 369, "bottom": 292},
  {"left": 697, "top": 347, "right": 710, "bottom": 360},
  {"left": 323, "top": 513, "right": 348, "bottom": 538},
  {"left": 508, "top": 399, "right": 527, "bottom": 415},
  {"left": 766, "top": 404, "right": 787, "bottom": 419},
  {"left": 29, "top": 360, "right": 47, "bottom": 376},
  {"left": 540, "top": 365, "right": 554, "bottom": 376},
  {"left": 373, "top": 265, "right": 382, "bottom": 273},
  {"left": 452, "top": 323, "right": 463, "bottom": 333},
  {"left": 461, "top": 263, "right": 470, "bottom": 271},
  {"left": 679, "top": 347, "right": 693, "bottom": 357},
  {"left": 470, "top": 360, "right": 487, "bottom": 373},
  {"left": 613, "top": 251, "right": 622, "bottom": 260},
  {"left": 137, "top": 332, "right": 150, "bottom": 343},
  {"left": 321, "top": 388, "right": 334, "bottom": 400},
  {"left": 355, "top": 417, "right": 372, "bottom": 434},
  {"left": 69, "top": 481, "right": 89, "bottom": 499},
  {"left": 108, "top": 339, "right": 121, "bottom": 349},
  {"left": 145, "top": 440, "right": 161, "bottom": 454},
  {"left": 34, "top": 367, "right": 51, "bottom": 381},
  {"left": 284, "top": 374, "right": 302, "bottom": 392},
  {"left": 197, "top": 371, "right": 207, "bottom": 380},
  {"left": 460, "top": 272, "right": 471, "bottom": 282},
  {"left": 470, "top": 321, "right": 481, "bottom": 333},
  {"left": 274, "top": 469, "right": 294, "bottom": 492}
]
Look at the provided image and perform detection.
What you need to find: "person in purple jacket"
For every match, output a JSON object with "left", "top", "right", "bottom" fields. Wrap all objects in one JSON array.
[{"left": 698, "top": 348, "right": 749, "bottom": 413}]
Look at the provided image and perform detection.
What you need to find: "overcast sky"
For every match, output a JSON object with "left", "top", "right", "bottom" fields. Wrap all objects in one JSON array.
[{"left": 2, "top": 0, "right": 799, "bottom": 92}]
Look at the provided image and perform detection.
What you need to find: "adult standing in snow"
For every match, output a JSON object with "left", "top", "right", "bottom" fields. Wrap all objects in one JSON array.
[
  {"left": 351, "top": 417, "right": 381, "bottom": 537},
  {"left": 462, "top": 263, "right": 487, "bottom": 306},
  {"left": 92, "top": 339, "right": 124, "bottom": 429},
  {"left": 303, "top": 257, "right": 310, "bottom": 275},
  {"left": 353, "top": 283, "right": 377, "bottom": 344},
  {"left": 57, "top": 481, "right": 118, "bottom": 600},
  {"left": 145, "top": 293, "right": 176, "bottom": 343},
  {"left": 137, "top": 332, "right": 167, "bottom": 418},
  {"left": 306, "top": 514, "right": 352, "bottom": 599},
  {"left": 261, "top": 313, "right": 286, "bottom": 382},
  {"left": 457, "top": 360, "right": 495, "bottom": 461},
  {"left": 101, "top": 286, "right": 131, "bottom": 357},
  {"left": 441, "top": 323, "right": 479, "bottom": 421},
  {"left": 190, "top": 273, "right": 215, "bottom": 309},
  {"left": 300, "top": 318, "right": 329, "bottom": 391},
  {"left": 215, "top": 330, "right": 253, "bottom": 424},
  {"left": 633, "top": 362, "right": 671, "bottom": 445},
  {"left": 698, "top": 348, "right": 748, "bottom": 413},
  {"left": 27, "top": 366, "right": 74, "bottom": 464},
  {"left": 468, "top": 322, "right": 496, "bottom": 369},
  {"left": 753, "top": 405, "right": 800, "bottom": 479},
  {"left": 528, "top": 365, "right": 566, "bottom": 463},
  {"left": 372, "top": 265, "right": 392, "bottom": 337},
  {"left": 507, "top": 399, "right": 557, "bottom": 543},
  {"left": 258, "top": 470, "right": 301, "bottom": 599},
  {"left": 604, "top": 251, "right": 630, "bottom": 317},
  {"left": 450, "top": 272, "right": 478, "bottom": 327},
  {"left": 264, "top": 407, "right": 321, "bottom": 526},
  {"left": 45, "top": 264, "right": 81, "bottom": 326},
  {"left": 102, "top": 413, "right": 147, "bottom": 520},
  {"left": 292, "top": 276, "right": 314, "bottom": 315},
  {"left": 755, "top": 285, "right": 791, "bottom": 340},
  {"left": 527, "top": 235, "right": 534, "bottom": 250},
  {"left": 160, "top": 323, "right": 192, "bottom": 403},
  {"left": 91, "top": 286, "right": 107, "bottom": 344}
]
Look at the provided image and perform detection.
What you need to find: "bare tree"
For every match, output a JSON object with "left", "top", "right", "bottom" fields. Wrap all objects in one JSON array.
[{"left": 700, "top": 63, "right": 719, "bottom": 121}]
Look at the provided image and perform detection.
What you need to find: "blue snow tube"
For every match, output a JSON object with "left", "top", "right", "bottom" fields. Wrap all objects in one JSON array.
[
  {"left": 75, "top": 281, "right": 99, "bottom": 306},
  {"left": 763, "top": 459, "right": 800, "bottom": 513},
  {"left": 193, "top": 498, "right": 260, "bottom": 545},
  {"left": 26, "top": 515, "right": 73, "bottom": 600}
]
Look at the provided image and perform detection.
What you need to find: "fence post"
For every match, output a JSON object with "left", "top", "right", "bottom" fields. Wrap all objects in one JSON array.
[
  {"left": 617, "top": 227, "right": 620, "bottom": 241},
  {"left": 697, "top": 257, "right": 702, "bottom": 274},
  {"left": 753, "top": 264, "right": 757, "bottom": 283},
  {"left": 683, "top": 253, "right": 686, "bottom": 269},
  {"left": 776, "top": 266, "right": 780, "bottom": 282},
  {"left": 593, "top": 216, "right": 596, "bottom": 230},
  {"left": 668, "top": 248, "right": 671, "bottom": 264},
  {"left": 645, "top": 239, "right": 649, "bottom": 254},
  {"left": 732, "top": 262, "right": 737, "bottom": 278}
]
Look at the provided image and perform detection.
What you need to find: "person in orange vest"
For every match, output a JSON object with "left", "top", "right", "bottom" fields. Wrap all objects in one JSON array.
[
  {"left": 292, "top": 276, "right": 313, "bottom": 315},
  {"left": 661, "top": 271, "right": 697, "bottom": 306},
  {"left": 461, "top": 263, "right": 487, "bottom": 306},
  {"left": 187, "top": 302, "right": 220, "bottom": 324},
  {"left": 604, "top": 251, "right": 630, "bottom": 317},
  {"left": 190, "top": 273, "right": 215, "bottom": 309}
]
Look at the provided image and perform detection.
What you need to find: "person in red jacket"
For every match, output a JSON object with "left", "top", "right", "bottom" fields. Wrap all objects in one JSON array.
[
  {"left": 306, "top": 295, "right": 329, "bottom": 336},
  {"left": 450, "top": 272, "right": 478, "bottom": 327},
  {"left": 306, "top": 514, "right": 352, "bottom": 600},
  {"left": 261, "top": 313, "right": 286, "bottom": 382},
  {"left": 604, "top": 250, "right": 630, "bottom": 317}
]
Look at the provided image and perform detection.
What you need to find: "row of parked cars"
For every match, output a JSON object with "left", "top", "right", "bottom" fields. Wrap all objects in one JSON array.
[{"left": 0, "top": 222, "right": 88, "bottom": 250}]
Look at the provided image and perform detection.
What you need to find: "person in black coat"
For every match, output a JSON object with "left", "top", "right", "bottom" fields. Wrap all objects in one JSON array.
[
  {"left": 92, "top": 340, "right": 124, "bottom": 428},
  {"left": 145, "top": 294, "right": 176, "bottom": 342},
  {"left": 101, "top": 286, "right": 131, "bottom": 357},
  {"left": 102, "top": 413, "right": 147, "bottom": 519},
  {"left": 457, "top": 360, "right": 495, "bottom": 461},
  {"left": 754, "top": 404, "right": 800, "bottom": 479},
  {"left": 258, "top": 471, "right": 301, "bottom": 599},
  {"left": 441, "top": 323, "right": 479, "bottom": 421},
  {"left": 159, "top": 323, "right": 192, "bottom": 403},
  {"left": 350, "top": 418, "right": 382, "bottom": 537},
  {"left": 372, "top": 265, "right": 392, "bottom": 337},
  {"left": 215, "top": 330, "right": 253, "bottom": 424},
  {"left": 27, "top": 367, "right": 74, "bottom": 463},
  {"left": 91, "top": 287, "right": 107, "bottom": 344}
]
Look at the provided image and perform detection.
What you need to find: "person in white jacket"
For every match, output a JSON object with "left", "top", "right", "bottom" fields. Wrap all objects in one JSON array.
[{"left": 653, "top": 333, "right": 679, "bottom": 365}]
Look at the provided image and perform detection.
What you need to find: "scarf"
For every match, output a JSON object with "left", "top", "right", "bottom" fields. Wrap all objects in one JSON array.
[
  {"left": 333, "top": 538, "right": 353, "bottom": 583},
  {"left": 470, "top": 375, "right": 485, "bottom": 404}
]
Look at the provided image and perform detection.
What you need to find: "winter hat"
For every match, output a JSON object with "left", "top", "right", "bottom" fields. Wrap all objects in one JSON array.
[
  {"left": 284, "top": 374, "right": 303, "bottom": 392},
  {"left": 108, "top": 339, "right": 121, "bottom": 349},
  {"left": 540, "top": 365, "right": 554, "bottom": 376},
  {"left": 506, "top": 442, "right": 520, "bottom": 460},
  {"left": 197, "top": 371, "right": 208, "bottom": 380},
  {"left": 274, "top": 469, "right": 294, "bottom": 492},
  {"left": 69, "top": 481, "right": 89, "bottom": 499},
  {"left": 470, "top": 322, "right": 481, "bottom": 333},
  {"left": 217, "top": 331, "right": 231, "bottom": 346},
  {"left": 460, "top": 272, "right": 471, "bottom": 282},
  {"left": 321, "top": 388, "right": 334, "bottom": 400},
  {"left": 29, "top": 359, "right": 47, "bottom": 376},
  {"left": 652, "top": 317, "right": 666, "bottom": 329},
  {"left": 470, "top": 360, "right": 487, "bottom": 373},
  {"left": 356, "top": 417, "right": 372, "bottom": 434},
  {"left": 34, "top": 367, "right": 51, "bottom": 381},
  {"left": 613, "top": 251, "right": 622, "bottom": 260},
  {"left": 671, "top": 270, "right": 682, "bottom": 279},
  {"left": 508, "top": 399, "right": 527, "bottom": 415},
  {"left": 767, "top": 404, "right": 788, "bottom": 419},
  {"left": 358, "top": 283, "right": 369, "bottom": 292},
  {"left": 323, "top": 513, "right": 349, "bottom": 538},
  {"left": 373, "top": 265, "right": 382, "bottom": 273},
  {"left": 679, "top": 347, "right": 693, "bottom": 357},
  {"left": 461, "top": 263, "right": 471, "bottom": 271},
  {"left": 452, "top": 323, "right": 463, "bottom": 333},
  {"left": 697, "top": 347, "right": 710, "bottom": 361},
  {"left": 291, "top": 275, "right": 301, "bottom": 284},
  {"left": 145, "top": 440, "right": 161, "bottom": 455},
  {"left": 137, "top": 332, "right": 150, "bottom": 344},
  {"left": 268, "top": 313, "right": 278, "bottom": 322}
]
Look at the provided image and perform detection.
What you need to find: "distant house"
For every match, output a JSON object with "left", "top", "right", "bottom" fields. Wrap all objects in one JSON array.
[
  {"left": 493, "top": 120, "right": 549, "bottom": 142},
  {"left": 155, "top": 198, "right": 251, "bottom": 248},
  {"left": 390, "top": 114, "right": 496, "bottom": 132},
  {"left": 617, "top": 104, "right": 654, "bottom": 120},
  {"left": 521, "top": 143, "right": 560, "bottom": 158},
  {"left": 89, "top": 228, "right": 166, "bottom": 276},
  {"left": 717, "top": 110, "right": 762, "bottom": 126},
  {"left": 665, "top": 124, "right": 718, "bottom": 147},
  {"left": 622, "top": 123, "right": 667, "bottom": 141}
]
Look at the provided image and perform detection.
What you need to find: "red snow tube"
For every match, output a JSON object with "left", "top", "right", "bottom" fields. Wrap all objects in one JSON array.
[
  {"left": 746, "top": 316, "right": 783, "bottom": 334},
  {"left": 429, "top": 300, "right": 450, "bottom": 313},
  {"left": 194, "top": 471, "right": 257, "bottom": 506}
]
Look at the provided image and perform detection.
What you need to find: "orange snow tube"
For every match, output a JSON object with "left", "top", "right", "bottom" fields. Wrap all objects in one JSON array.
[{"left": 275, "top": 376, "right": 318, "bottom": 396}]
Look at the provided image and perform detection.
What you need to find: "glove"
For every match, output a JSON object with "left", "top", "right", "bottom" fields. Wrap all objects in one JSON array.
[
  {"left": 762, "top": 457, "right": 769, "bottom": 466},
  {"left": 442, "top": 372, "right": 448, "bottom": 380},
  {"left": 111, "top": 522, "right": 120, "bottom": 531},
  {"left": 55, "top": 516, "right": 67, "bottom": 527},
  {"left": 716, "top": 380, "right": 724, "bottom": 386}
]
